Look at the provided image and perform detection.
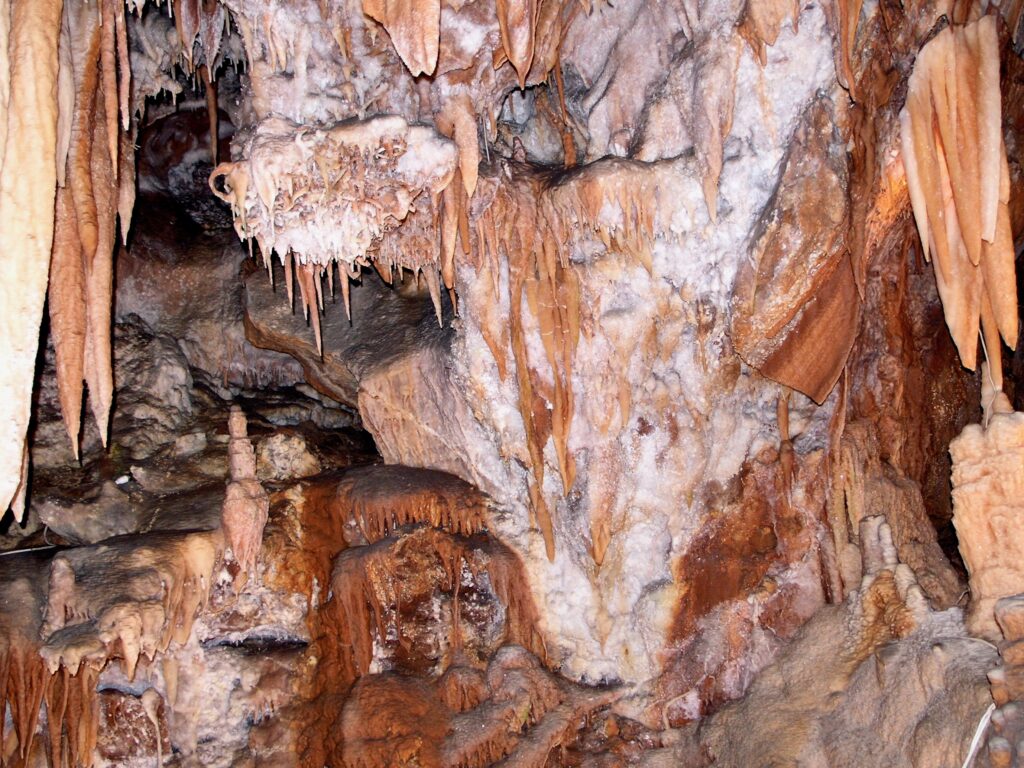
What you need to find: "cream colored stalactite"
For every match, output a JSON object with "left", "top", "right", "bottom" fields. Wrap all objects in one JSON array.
[
  {"left": 362, "top": 0, "right": 440, "bottom": 76},
  {"left": 496, "top": 0, "right": 538, "bottom": 87},
  {"left": 0, "top": 0, "right": 63, "bottom": 518},
  {"left": 49, "top": 0, "right": 122, "bottom": 458},
  {"left": 899, "top": 16, "right": 1017, "bottom": 383},
  {"left": 0, "top": 0, "right": 8, "bottom": 176}
]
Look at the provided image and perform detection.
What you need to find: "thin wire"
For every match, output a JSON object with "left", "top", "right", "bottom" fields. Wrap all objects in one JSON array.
[{"left": 961, "top": 702, "right": 996, "bottom": 768}]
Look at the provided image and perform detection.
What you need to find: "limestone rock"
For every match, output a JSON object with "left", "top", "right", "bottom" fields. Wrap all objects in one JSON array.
[
  {"left": 676, "top": 517, "right": 996, "bottom": 768},
  {"left": 243, "top": 260, "right": 453, "bottom": 408},
  {"left": 256, "top": 432, "right": 322, "bottom": 482}
]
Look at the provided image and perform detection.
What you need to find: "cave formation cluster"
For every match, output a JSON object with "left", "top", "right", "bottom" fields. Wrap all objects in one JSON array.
[{"left": 1, "top": 0, "right": 1024, "bottom": 765}]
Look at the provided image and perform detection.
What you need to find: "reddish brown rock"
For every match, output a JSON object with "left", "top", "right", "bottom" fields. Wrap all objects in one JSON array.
[
  {"left": 95, "top": 690, "right": 170, "bottom": 764},
  {"left": 731, "top": 99, "right": 855, "bottom": 404}
]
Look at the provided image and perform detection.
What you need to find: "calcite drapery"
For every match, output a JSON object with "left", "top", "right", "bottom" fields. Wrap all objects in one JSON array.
[{"left": 731, "top": 99, "right": 857, "bottom": 403}]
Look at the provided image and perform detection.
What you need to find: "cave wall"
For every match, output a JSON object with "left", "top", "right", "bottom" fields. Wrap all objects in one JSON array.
[{"left": 1, "top": 0, "right": 1022, "bottom": 737}]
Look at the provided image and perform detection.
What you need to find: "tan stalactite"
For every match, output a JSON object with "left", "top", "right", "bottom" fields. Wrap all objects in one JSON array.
[
  {"left": 200, "top": 62, "right": 218, "bottom": 164},
  {"left": 118, "top": 115, "right": 137, "bottom": 243},
  {"left": 0, "top": 0, "right": 9, "bottom": 176},
  {"left": 332, "top": 465, "right": 491, "bottom": 544},
  {"left": 496, "top": 0, "right": 539, "bottom": 87},
  {"left": 692, "top": 37, "right": 740, "bottom": 222},
  {"left": 438, "top": 93, "right": 480, "bottom": 200},
  {"left": 100, "top": 0, "right": 119, "bottom": 178},
  {"left": 475, "top": 173, "right": 592, "bottom": 560},
  {"left": 362, "top": 0, "right": 441, "bottom": 77},
  {"left": 48, "top": 186, "right": 87, "bottom": 456},
  {"left": 330, "top": 526, "right": 546, "bottom": 683},
  {"left": 295, "top": 261, "right": 325, "bottom": 354},
  {"left": 45, "top": 0, "right": 129, "bottom": 458},
  {"left": 174, "top": 0, "right": 201, "bottom": 63},
  {"left": 0, "top": 0, "right": 64, "bottom": 517},
  {"left": 67, "top": 0, "right": 101, "bottom": 262},
  {"left": 84, "top": 74, "right": 116, "bottom": 444},
  {"left": 738, "top": 0, "right": 801, "bottom": 65},
  {"left": 899, "top": 16, "right": 1017, "bottom": 386},
  {"left": 55, "top": 5, "right": 73, "bottom": 186},
  {"left": 835, "top": 0, "right": 863, "bottom": 98},
  {"left": 114, "top": 0, "right": 129, "bottom": 129}
]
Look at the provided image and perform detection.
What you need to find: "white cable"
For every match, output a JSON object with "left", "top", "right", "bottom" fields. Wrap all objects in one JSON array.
[{"left": 962, "top": 702, "right": 996, "bottom": 768}]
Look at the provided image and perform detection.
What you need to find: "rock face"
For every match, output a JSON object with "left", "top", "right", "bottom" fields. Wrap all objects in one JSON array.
[
  {"left": 119, "top": 109, "right": 306, "bottom": 396},
  {"left": 353, "top": 9, "right": 843, "bottom": 696},
  {"left": 673, "top": 518, "right": 996, "bottom": 768}
]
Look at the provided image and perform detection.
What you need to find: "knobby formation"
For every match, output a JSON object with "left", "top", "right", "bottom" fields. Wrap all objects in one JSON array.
[{"left": 0, "top": 0, "right": 1023, "bottom": 765}]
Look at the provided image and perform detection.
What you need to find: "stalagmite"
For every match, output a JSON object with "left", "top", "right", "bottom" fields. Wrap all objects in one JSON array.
[
  {"left": 221, "top": 406, "right": 269, "bottom": 581},
  {"left": 951, "top": 413, "right": 1024, "bottom": 641}
]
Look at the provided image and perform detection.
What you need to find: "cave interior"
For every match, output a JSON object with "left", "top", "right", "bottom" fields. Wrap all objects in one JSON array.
[{"left": 1, "top": 0, "right": 1024, "bottom": 765}]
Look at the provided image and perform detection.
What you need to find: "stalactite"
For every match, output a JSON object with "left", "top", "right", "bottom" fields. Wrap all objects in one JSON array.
[
  {"left": 738, "top": 0, "right": 800, "bottom": 65},
  {"left": 0, "top": 634, "right": 50, "bottom": 766},
  {"left": 0, "top": 0, "right": 63, "bottom": 518},
  {"left": 341, "top": 645, "right": 614, "bottom": 768},
  {"left": 496, "top": 0, "right": 538, "bottom": 86},
  {"left": 362, "top": 0, "right": 440, "bottom": 77},
  {"left": 899, "top": 16, "right": 1017, "bottom": 383},
  {"left": 692, "top": 39, "right": 740, "bottom": 223},
  {"left": 49, "top": 186, "right": 87, "bottom": 455},
  {"left": 834, "top": 0, "right": 863, "bottom": 98},
  {"left": 200, "top": 63, "right": 217, "bottom": 163},
  {"left": 334, "top": 465, "right": 490, "bottom": 543},
  {"left": 100, "top": 0, "right": 119, "bottom": 178},
  {"left": 43, "top": 0, "right": 133, "bottom": 464},
  {"left": 209, "top": 115, "right": 458, "bottom": 337},
  {"left": 83, "top": 73, "right": 116, "bottom": 444}
]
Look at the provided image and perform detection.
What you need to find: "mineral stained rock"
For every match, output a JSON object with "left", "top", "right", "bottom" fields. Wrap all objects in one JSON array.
[{"left": 673, "top": 518, "right": 996, "bottom": 768}]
